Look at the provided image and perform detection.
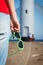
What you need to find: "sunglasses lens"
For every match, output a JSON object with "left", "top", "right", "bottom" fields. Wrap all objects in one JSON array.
[
  {"left": 18, "top": 41, "right": 23, "bottom": 48},
  {"left": 15, "top": 33, "right": 20, "bottom": 38}
]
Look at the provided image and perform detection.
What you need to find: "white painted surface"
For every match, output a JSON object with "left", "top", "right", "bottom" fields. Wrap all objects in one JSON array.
[{"left": 20, "top": 0, "right": 34, "bottom": 37}]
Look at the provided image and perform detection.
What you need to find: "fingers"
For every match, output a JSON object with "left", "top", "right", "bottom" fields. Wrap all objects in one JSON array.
[
  {"left": 14, "top": 27, "right": 20, "bottom": 32},
  {"left": 13, "top": 23, "right": 20, "bottom": 32},
  {"left": 11, "top": 27, "right": 20, "bottom": 33},
  {"left": 10, "top": 20, "right": 20, "bottom": 33}
]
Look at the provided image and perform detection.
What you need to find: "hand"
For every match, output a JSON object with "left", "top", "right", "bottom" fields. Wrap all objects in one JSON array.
[{"left": 10, "top": 20, "right": 20, "bottom": 33}]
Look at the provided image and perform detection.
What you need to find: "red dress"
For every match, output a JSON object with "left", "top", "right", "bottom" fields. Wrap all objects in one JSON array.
[{"left": 0, "top": 0, "right": 10, "bottom": 14}]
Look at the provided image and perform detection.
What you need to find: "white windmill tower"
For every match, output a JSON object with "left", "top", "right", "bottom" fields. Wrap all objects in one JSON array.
[{"left": 20, "top": 0, "right": 34, "bottom": 41}]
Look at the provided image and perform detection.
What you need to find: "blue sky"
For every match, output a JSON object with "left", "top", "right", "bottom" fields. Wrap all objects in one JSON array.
[
  {"left": 34, "top": 0, "right": 43, "bottom": 7},
  {"left": 14, "top": 0, "right": 20, "bottom": 9}
]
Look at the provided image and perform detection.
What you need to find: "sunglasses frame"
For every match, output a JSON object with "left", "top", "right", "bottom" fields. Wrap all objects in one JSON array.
[{"left": 12, "top": 32, "right": 24, "bottom": 51}]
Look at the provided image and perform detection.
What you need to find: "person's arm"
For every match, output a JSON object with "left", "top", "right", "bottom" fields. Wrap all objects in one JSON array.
[
  {"left": 6, "top": 0, "right": 20, "bottom": 32},
  {"left": 6, "top": 0, "right": 17, "bottom": 21}
]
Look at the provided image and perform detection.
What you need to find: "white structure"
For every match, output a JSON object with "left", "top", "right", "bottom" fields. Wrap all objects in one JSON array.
[{"left": 20, "top": 0, "right": 34, "bottom": 38}]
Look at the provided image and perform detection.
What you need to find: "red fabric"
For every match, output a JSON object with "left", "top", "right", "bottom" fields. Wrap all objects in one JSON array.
[{"left": 0, "top": 0, "right": 10, "bottom": 14}]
